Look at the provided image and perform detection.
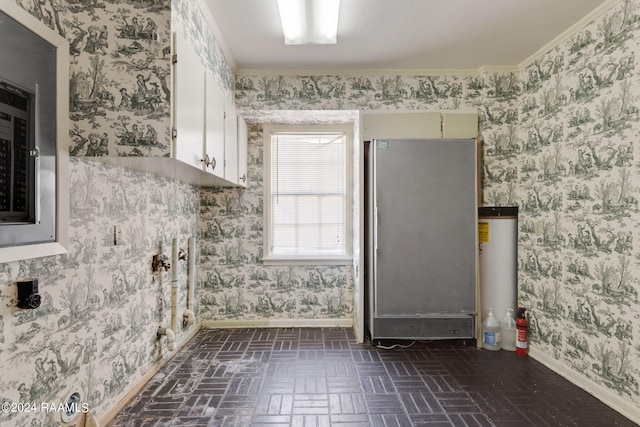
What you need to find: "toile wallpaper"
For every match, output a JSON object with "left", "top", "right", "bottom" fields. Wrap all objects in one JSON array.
[
  {"left": 0, "top": 158, "right": 199, "bottom": 427},
  {"left": 18, "top": 0, "right": 174, "bottom": 158},
  {"left": 0, "top": 0, "right": 639, "bottom": 425},
  {"left": 479, "top": 0, "right": 640, "bottom": 403},
  {"left": 515, "top": 0, "right": 640, "bottom": 401}
]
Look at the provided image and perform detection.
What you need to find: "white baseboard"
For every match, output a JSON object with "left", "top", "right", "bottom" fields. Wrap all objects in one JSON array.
[
  {"left": 96, "top": 323, "right": 202, "bottom": 427},
  {"left": 529, "top": 344, "right": 640, "bottom": 425},
  {"left": 201, "top": 318, "right": 353, "bottom": 329}
]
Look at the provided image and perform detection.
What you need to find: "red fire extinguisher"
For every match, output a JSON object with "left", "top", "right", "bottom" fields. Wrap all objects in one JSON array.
[{"left": 516, "top": 307, "right": 528, "bottom": 356}]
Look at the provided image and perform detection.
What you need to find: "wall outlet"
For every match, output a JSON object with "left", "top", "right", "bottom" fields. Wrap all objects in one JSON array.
[
  {"left": 534, "top": 220, "right": 544, "bottom": 236},
  {"left": 16, "top": 279, "right": 41, "bottom": 309}
]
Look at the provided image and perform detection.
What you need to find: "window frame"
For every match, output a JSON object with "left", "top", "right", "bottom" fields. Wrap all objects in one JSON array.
[{"left": 263, "top": 124, "right": 353, "bottom": 266}]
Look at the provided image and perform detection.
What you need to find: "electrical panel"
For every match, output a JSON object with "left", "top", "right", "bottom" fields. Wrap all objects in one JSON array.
[{"left": 0, "top": 81, "right": 35, "bottom": 224}]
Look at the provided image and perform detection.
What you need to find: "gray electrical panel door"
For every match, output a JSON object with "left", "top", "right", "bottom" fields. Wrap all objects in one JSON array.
[{"left": 0, "top": 9, "right": 58, "bottom": 247}]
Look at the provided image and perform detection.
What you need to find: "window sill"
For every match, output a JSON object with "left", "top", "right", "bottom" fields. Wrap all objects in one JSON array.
[{"left": 262, "top": 256, "right": 353, "bottom": 266}]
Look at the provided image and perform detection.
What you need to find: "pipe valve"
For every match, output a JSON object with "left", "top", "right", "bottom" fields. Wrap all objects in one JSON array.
[{"left": 152, "top": 253, "right": 171, "bottom": 272}]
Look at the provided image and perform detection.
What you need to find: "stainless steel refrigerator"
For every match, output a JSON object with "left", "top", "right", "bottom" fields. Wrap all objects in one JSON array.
[{"left": 365, "top": 138, "right": 478, "bottom": 340}]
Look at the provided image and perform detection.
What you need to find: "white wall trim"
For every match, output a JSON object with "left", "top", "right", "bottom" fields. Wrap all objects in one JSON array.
[
  {"left": 97, "top": 324, "right": 202, "bottom": 427},
  {"left": 478, "top": 65, "right": 520, "bottom": 75},
  {"left": 529, "top": 345, "right": 640, "bottom": 425},
  {"left": 236, "top": 68, "right": 482, "bottom": 77},
  {"left": 201, "top": 318, "right": 353, "bottom": 329}
]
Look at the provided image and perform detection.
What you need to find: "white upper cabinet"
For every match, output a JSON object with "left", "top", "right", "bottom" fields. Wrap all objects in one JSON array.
[
  {"left": 236, "top": 114, "right": 248, "bottom": 188},
  {"left": 205, "top": 70, "right": 225, "bottom": 179},
  {"left": 362, "top": 112, "right": 478, "bottom": 140},
  {"left": 173, "top": 32, "right": 206, "bottom": 171},
  {"left": 362, "top": 112, "right": 442, "bottom": 140},
  {"left": 224, "top": 97, "right": 238, "bottom": 183},
  {"left": 442, "top": 113, "right": 479, "bottom": 138},
  {"left": 166, "top": 31, "right": 246, "bottom": 187}
]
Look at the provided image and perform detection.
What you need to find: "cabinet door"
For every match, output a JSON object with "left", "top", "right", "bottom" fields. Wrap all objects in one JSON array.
[
  {"left": 174, "top": 33, "right": 205, "bottom": 171},
  {"left": 205, "top": 72, "right": 225, "bottom": 178},
  {"left": 236, "top": 114, "right": 248, "bottom": 187},
  {"left": 362, "top": 112, "right": 442, "bottom": 140},
  {"left": 442, "top": 113, "right": 478, "bottom": 138},
  {"left": 224, "top": 97, "right": 238, "bottom": 183}
]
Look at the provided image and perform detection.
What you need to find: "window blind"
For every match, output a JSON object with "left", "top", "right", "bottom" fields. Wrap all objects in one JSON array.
[{"left": 270, "top": 132, "right": 347, "bottom": 256}]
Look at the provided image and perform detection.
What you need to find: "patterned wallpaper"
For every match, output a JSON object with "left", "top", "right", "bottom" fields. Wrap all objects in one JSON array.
[
  {"left": 516, "top": 0, "right": 640, "bottom": 401},
  {"left": 31, "top": 0, "right": 173, "bottom": 158},
  {"left": 235, "top": 73, "right": 481, "bottom": 112},
  {"left": 0, "top": 159, "right": 199, "bottom": 426},
  {"left": 478, "top": 0, "right": 640, "bottom": 404}
]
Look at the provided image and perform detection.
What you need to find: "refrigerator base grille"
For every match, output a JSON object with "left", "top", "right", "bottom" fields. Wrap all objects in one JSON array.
[{"left": 371, "top": 316, "right": 475, "bottom": 340}]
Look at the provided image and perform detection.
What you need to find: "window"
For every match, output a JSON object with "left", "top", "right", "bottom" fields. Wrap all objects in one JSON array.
[{"left": 263, "top": 124, "right": 353, "bottom": 265}]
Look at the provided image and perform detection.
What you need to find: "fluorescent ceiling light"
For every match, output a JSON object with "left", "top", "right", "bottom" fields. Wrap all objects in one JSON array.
[{"left": 277, "top": 0, "right": 340, "bottom": 45}]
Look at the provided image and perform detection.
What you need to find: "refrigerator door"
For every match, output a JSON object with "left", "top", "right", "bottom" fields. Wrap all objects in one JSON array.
[{"left": 371, "top": 138, "right": 477, "bottom": 338}]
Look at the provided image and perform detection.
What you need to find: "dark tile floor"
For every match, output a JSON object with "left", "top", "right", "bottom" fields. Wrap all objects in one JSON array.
[{"left": 108, "top": 328, "right": 637, "bottom": 427}]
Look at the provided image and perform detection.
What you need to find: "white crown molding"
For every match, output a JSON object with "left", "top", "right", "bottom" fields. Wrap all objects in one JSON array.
[
  {"left": 236, "top": 68, "right": 481, "bottom": 77},
  {"left": 478, "top": 65, "right": 520, "bottom": 75},
  {"left": 518, "top": 0, "right": 621, "bottom": 70}
]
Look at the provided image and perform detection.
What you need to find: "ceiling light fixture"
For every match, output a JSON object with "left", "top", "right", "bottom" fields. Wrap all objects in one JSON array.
[{"left": 277, "top": 0, "right": 340, "bottom": 45}]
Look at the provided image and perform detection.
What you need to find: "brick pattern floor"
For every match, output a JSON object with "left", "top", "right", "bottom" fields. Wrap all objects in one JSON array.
[{"left": 107, "top": 328, "right": 637, "bottom": 426}]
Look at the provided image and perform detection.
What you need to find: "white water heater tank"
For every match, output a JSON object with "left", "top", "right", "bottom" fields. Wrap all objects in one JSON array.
[{"left": 478, "top": 207, "right": 518, "bottom": 322}]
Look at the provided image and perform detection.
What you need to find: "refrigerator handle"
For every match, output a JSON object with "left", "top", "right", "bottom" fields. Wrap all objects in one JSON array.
[{"left": 374, "top": 205, "right": 378, "bottom": 252}]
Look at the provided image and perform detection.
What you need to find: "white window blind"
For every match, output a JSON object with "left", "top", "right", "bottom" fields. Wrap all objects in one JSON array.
[{"left": 264, "top": 126, "right": 352, "bottom": 263}]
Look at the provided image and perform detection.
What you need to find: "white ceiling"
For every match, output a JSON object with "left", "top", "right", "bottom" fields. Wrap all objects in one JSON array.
[{"left": 205, "top": 0, "right": 609, "bottom": 72}]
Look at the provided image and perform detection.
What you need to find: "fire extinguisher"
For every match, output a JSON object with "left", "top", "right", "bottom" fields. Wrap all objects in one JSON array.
[{"left": 516, "top": 307, "right": 528, "bottom": 356}]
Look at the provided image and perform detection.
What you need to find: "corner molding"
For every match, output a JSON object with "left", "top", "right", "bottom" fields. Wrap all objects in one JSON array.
[{"left": 529, "top": 345, "right": 640, "bottom": 425}]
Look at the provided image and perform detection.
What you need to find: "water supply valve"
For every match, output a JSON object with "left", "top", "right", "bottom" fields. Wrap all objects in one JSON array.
[{"left": 152, "top": 253, "right": 171, "bottom": 273}]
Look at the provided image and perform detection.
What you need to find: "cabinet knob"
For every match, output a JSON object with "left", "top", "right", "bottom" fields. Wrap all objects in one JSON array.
[
  {"left": 201, "top": 154, "right": 216, "bottom": 171},
  {"left": 240, "top": 174, "right": 246, "bottom": 183}
]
